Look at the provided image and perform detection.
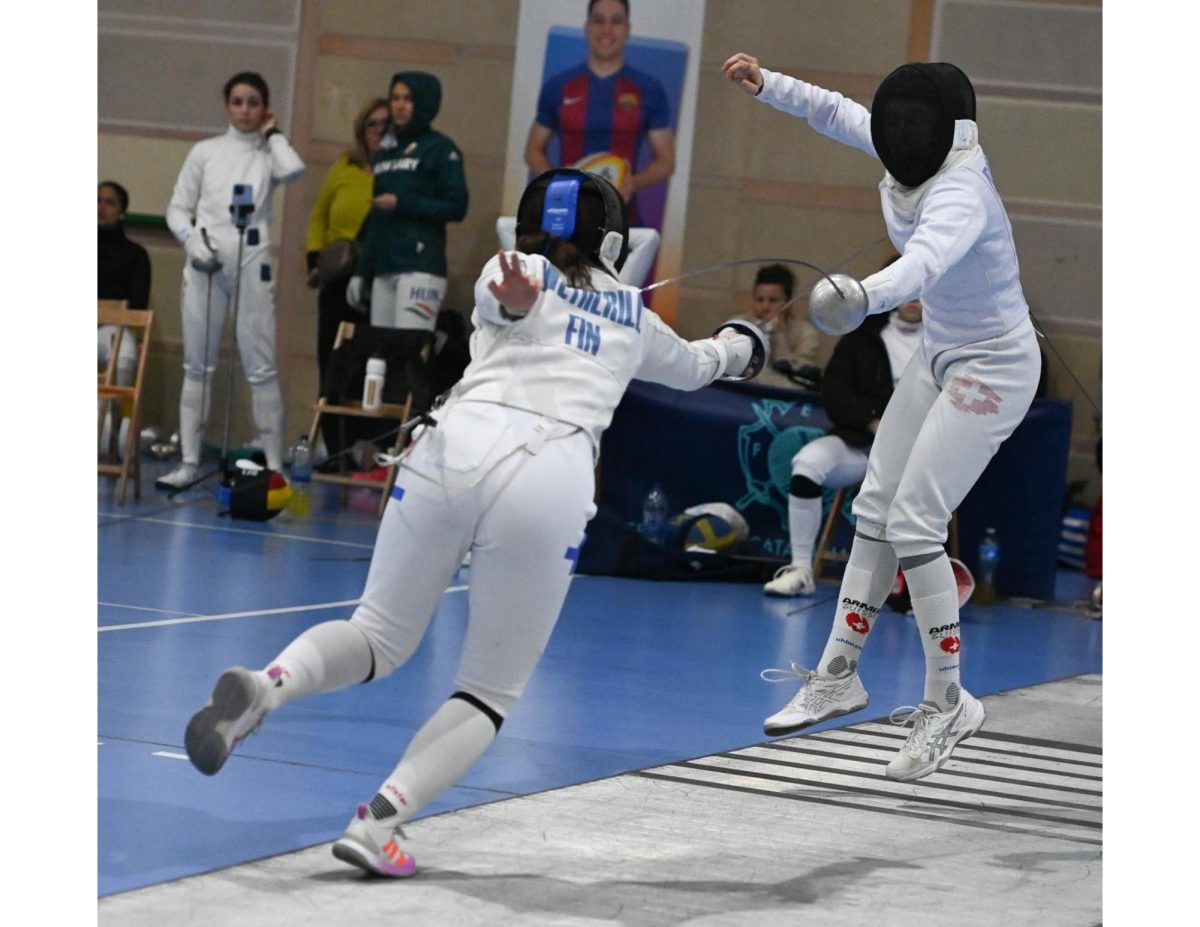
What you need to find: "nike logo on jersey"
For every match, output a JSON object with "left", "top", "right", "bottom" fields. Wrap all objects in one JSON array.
[{"left": 563, "top": 95, "right": 585, "bottom": 106}]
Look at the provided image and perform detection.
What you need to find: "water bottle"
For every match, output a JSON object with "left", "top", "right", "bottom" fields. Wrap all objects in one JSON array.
[
  {"left": 642, "top": 483, "right": 669, "bottom": 544},
  {"left": 287, "top": 434, "right": 312, "bottom": 516},
  {"left": 976, "top": 527, "right": 1001, "bottom": 603},
  {"left": 362, "top": 357, "right": 386, "bottom": 412}
]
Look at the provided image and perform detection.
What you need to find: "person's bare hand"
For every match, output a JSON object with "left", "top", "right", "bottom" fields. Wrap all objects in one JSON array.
[
  {"left": 619, "top": 175, "right": 636, "bottom": 201},
  {"left": 261, "top": 110, "right": 277, "bottom": 133},
  {"left": 723, "top": 52, "right": 764, "bottom": 95},
  {"left": 372, "top": 193, "right": 398, "bottom": 211},
  {"left": 486, "top": 250, "right": 542, "bottom": 315}
]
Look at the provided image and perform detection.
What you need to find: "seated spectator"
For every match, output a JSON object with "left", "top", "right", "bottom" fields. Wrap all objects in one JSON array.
[
  {"left": 738, "top": 263, "right": 822, "bottom": 390},
  {"left": 98, "top": 180, "right": 151, "bottom": 387},
  {"left": 765, "top": 293, "right": 923, "bottom": 596}
]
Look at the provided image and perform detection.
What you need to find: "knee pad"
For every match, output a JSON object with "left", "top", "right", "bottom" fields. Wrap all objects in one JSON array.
[
  {"left": 450, "top": 690, "right": 507, "bottom": 732},
  {"left": 244, "top": 366, "right": 278, "bottom": 387},
  {"left": 789, "top": 474, "right": 822, "bottom": 499}
]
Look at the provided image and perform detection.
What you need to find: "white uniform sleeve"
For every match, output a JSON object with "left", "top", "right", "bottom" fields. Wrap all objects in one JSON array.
[
  {"left": 166, "top": 144, "right": 204, "bottom": 244},
  {"left": 757, "top": 68, "right": 877, "bottom": 160},
  {"left": 634, "top": 312, "right": 727, "bottom": 390},
  {"left": 861, "top": 179, "right": 988, "bottom": 314},
  {"left": 267, "top": 133, "right": 306, "bottom": 183},
  {"left": 473, "top": 252, "right": 548, "bottom": 326}
]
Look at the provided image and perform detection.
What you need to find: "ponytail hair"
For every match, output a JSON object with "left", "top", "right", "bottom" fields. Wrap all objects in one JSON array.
[{"left": 515, "top": 231, "right": 597, "bottom": 288}]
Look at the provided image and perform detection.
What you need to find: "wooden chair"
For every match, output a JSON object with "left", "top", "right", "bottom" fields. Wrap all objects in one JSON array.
[
  {"left": 308, "top": 322, "right": 431, "bottom": 516},
  {"left": 813, "top": 485, "right": 959, "bottom": 580},
  {"left": 98, "top": 300, "right": 154, "bottom": 503}
]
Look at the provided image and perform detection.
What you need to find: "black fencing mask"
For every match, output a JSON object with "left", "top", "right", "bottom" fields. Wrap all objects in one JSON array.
[{"left": 871, "top": 63, "right": 976, "bottom": 188}]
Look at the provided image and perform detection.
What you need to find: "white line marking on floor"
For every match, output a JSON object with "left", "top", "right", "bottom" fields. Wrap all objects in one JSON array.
[
  {"left": 98, "top": 586, "right": 469, "bottom": 633},
  {"left": 99, "top": 514, "right": 375, "bottom": 549},
  {"left": 152, "top": 752, "right": 190, "bottom": 761},
  {"left": 97, "top": 602, "right": 203, "bottom": 618}
]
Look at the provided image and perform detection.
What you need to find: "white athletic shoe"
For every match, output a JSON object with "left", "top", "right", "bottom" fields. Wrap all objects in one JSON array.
[
  {"left": 155, "top": 462, "right": 200, "bottom": 491},
  {"left": 763, "top": 563, "right": 816, "bottom": 597},
  {"left": 885, "top": 689, "right": 985, "bottom": 781},
  {"left": 760, "top": 663, "right": 869, "bottom": 735},
  {"left": 184, "top": 667, "right": 270, "bottom": 776},
  {"left": 332, "top": 801, "right": 417, "bottom": 878}
]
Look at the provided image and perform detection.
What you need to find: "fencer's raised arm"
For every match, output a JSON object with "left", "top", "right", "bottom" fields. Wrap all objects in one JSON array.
[
  {"left": 474, "top": 250, "right": 544, "bottom": 324},
  {"left": 265, "top": 130, "right": 306, "bottom": 183},
  {"left": 723, "top": 52, "right": 876, "bottom": 159}
]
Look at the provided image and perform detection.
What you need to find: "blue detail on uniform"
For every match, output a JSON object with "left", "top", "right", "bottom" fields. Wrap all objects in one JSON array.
[
  {"left": 542, "top": 175, "right": 582, "bottom": 239},
  {"left": 390, "top": 485, "right": 406, "bottom": 502},
  {"left": 247, "top": 228, "right": 260, "bottom": 246},
  {"left": 564, "top": 314, "right": 602, "bottom": 356},
  {"left": 542, "top": 264, "right": 643, "bottom": 332},
  {"left": 260, "top": 263, "right": 271, "bottom": 282},
  {"left": 564, "top": 544, "right": 581, "bottom": 574}
]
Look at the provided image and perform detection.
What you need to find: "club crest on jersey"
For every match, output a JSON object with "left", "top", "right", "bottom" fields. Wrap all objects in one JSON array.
[{"left": 948, "top": 376, "right": 1001, "bottom": 414}]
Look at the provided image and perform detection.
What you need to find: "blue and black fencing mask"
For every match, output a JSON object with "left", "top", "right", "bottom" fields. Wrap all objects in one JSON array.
[
  {"left": 870, "top": 63, "right": 976, "bottom": 188},
  {"left": 516, "top": 168, "right": 629, "bottom": 275}
]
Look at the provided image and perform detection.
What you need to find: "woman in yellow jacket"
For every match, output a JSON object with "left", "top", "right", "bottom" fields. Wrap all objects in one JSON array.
[{"left": 305, "top": 98, "right": 388, "bottom": 381}]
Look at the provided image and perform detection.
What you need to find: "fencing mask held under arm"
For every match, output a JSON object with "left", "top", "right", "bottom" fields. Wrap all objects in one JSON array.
[{"left": 870, "top": 63, "right": 976, "bottom": 188}]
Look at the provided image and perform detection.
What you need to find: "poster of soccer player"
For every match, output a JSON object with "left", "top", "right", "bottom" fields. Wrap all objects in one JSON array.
[{"left": 503, "top": 0, "right": 706, "bottom": 325}]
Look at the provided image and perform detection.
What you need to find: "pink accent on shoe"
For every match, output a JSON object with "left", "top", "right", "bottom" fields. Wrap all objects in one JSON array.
[
  {"left": 356, "top": 803, "right": 369, "bottom": 821},
  {"left": 266, "top": 665, "right": 287, "bottom": 681}
]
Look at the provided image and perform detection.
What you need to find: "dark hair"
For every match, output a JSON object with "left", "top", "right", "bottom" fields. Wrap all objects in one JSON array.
[
  {"left": 350, "top": 97, "right": 389, "bottom": 165},
  {"left": 516, "top": 232, "right": 596, "bottom": 288},
  {"left": 588, "top": 0, "right": 629, "bottom": 16},
  {"left": 754, "top": 263, "right": 795, "bottom": 300},
  {"left": 98, "top": 180, "right": 130, "bottom": 214},
  {"left": 223, "top": 71, "right": 270, "bottom": 106}
]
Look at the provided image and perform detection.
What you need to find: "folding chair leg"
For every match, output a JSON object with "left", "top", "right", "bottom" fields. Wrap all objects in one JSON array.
[{"left": 812, "top": 488, "right": 847, "bottom": 581}]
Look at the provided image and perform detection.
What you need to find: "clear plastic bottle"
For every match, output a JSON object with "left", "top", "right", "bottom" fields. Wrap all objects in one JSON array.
[
  {"left": 642, "top": 483, "right": 669, "bottom": 544},
  {"left": 287, "top": 434, "right": 312, "bottom": 517},
  {"left": 976, "top": 527, "right": 1001, "bottom": 603}
]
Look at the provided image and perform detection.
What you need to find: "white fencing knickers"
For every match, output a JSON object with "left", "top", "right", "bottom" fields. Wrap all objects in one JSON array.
[
  {"left": 852, "top": 315, "right": 1041, "bottom": 558},
  {"left": 349, "top": 401, "right": 597, "bottom": 717},
  {"left": 177, "top": 249, "right": 283, "bottom": 469}
]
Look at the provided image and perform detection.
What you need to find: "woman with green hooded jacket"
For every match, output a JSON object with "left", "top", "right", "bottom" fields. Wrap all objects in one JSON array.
[{"left": 347, "top": 71, "right": 469, "bottom": 331}]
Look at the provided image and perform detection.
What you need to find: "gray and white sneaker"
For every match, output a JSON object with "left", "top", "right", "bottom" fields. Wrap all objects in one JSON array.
[
  {"left": 155, "top": 462, "right": 200, "bottom": 491},
  {"left": 761, "top": 663, "right": 869, "bottom": 735},
  {"left": 885, "top": 689, "right": 985, "bottom": 781},
  {"left": 763, "top": 563, "right": 816, "bottom": 597},
  {"left": 184, "top": 667, "right": 270, "bottom": 776},
  {"left": 332, "top": 800, "right": 417, "bottom": 878}
]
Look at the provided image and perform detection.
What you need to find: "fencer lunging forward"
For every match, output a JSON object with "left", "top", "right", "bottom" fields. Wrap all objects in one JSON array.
[
  {"left": 725, "top": 53, "right": 1041, "bottom": 781},
  {"left": 184, "top": 168, "right": 768, "bottom": 877},
  {"left": 157, "top": 72, "right": 305, "bottom": 489}
]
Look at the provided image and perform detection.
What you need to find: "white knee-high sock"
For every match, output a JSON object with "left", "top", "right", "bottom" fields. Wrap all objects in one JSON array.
[
  {"left": 178, "top": 376, "right": 211, "bottom": 466},
  {"left": 260, "top": 620, "right": 374, "bottom": 711},
  {"left": 787, "top": 495, "right": 822, "bottom": 567},
  {"left": 368, "top": 697, "right": 499, "bottom": 824},
  {"left": 817, "top": 523, "right": 898, "bottom": 676},
  {"left": 900, "top": 552, "right": 962, "bottom": 710},
  {"left": 249, "top": 379, "right": 284, "bottom": 471}
]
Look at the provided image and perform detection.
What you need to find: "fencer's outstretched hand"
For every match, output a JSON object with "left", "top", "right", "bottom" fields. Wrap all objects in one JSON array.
[
  {"left": 486, "top": 250, "right": 542, "bottom": 316},
  {"left": 723, "top": 52, "right": 764, "bottom": 96}
]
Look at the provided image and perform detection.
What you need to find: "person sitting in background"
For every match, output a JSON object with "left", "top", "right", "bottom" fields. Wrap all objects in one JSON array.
[
  {"left": 98, "top": 180, "right": 151, "bottom": 386},
  {"left": 305, "top": 97, "right": 388, "bottom": 383},
  {"left": 98, "top": 180, "right": 152, "bottom": 457},
  {"left": 765, "top": 290, "right": 923, "bottom": 596},
  {"left": 738, "top": 263, "right": 822, "bottom": 390}
]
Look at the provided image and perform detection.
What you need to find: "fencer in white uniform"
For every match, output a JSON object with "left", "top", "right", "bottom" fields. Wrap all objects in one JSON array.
[
  {"left": 725, "top": 53, "right": 1042, "bottom": 781},
  {"left": 183, "top": 168, "right": 768, "bottom": 877},
  {"left": 157, "top": 72, "right": 305, "bottom": 489}
]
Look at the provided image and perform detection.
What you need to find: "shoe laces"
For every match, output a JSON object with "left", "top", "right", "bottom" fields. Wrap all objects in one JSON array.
[
  {"left": 760, "top": 663, "right": 848, "bottom": 711},
  {"left": 889, "top": 703, "right": 938, "bottom": 757},
  {"left": 760, "top": 661, "right": 815, "bottom": 686},
  {"left": 771, "top": 564, "right": 800, "bottom": 581}
]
